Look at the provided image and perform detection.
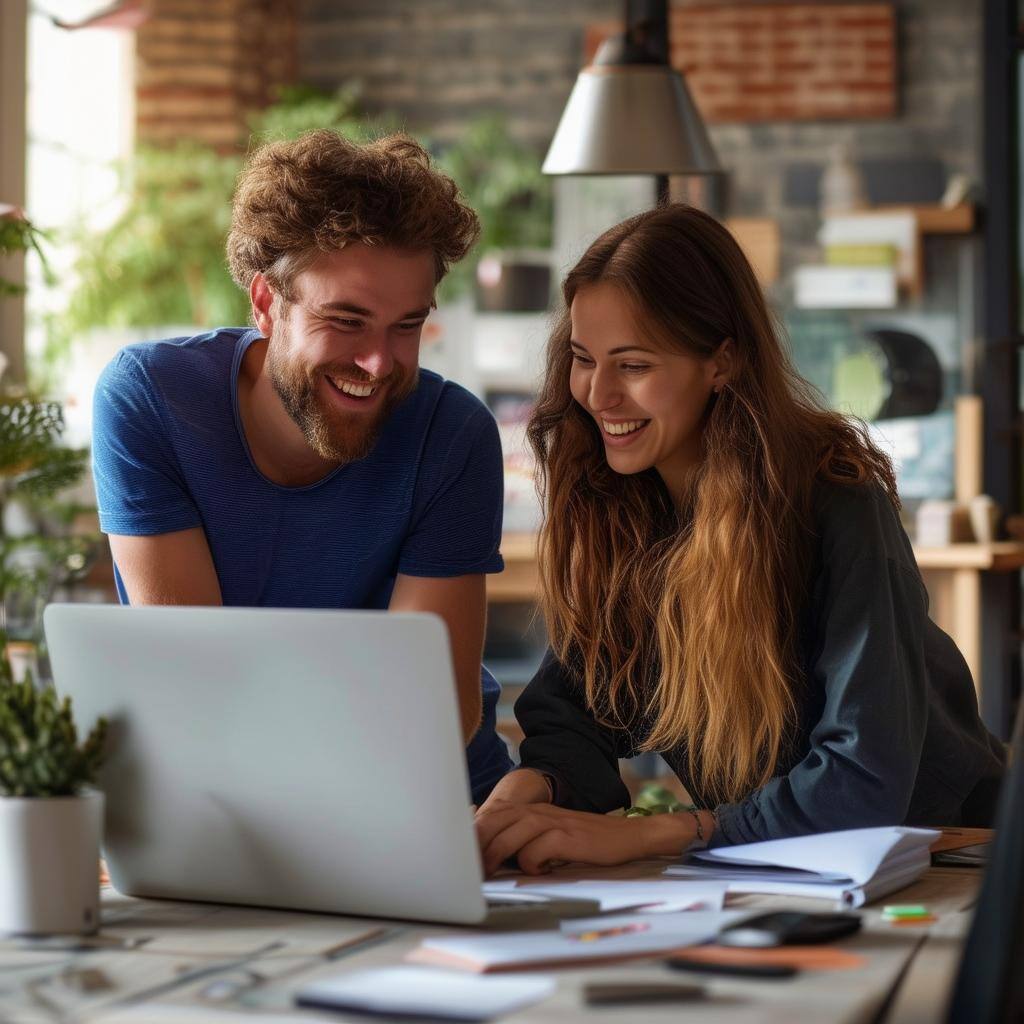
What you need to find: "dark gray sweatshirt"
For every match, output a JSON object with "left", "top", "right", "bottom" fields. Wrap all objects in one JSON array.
[{"left": 515, "top": 480, "right": 1006, "bottom": 846}]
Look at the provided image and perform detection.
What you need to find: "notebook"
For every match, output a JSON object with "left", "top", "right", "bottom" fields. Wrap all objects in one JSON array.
[
  {"left": 664, "top": 826, "right": 939, "bottom": 907},
  {"left": 407, "top": 911, "right": 741, "bottom": 973}
]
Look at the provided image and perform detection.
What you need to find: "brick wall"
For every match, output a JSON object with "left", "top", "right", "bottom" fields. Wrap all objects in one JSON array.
[
  {"left": 585, "top": 3, "right": 900, "bottom": 123},
  {"left": 298, "top": 0, "right": 982, "bottom": 268},
  {"left": 672, "top": 4, "right": 897, "bottom": 123},
  {"left": 136, "top": 0, "right": 297, "bottom": 151}
]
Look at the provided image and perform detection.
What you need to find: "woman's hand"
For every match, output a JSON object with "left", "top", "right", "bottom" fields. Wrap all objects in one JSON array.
[{"left": 474, "top": 799, "right": 699, "bottom": 877}]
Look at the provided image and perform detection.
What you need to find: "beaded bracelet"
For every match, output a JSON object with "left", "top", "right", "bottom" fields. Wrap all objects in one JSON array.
[
  {"left": 687, "top": 807, "right": 707, "bottom": 849},
  {"left": 624, "top": 802, "right": 712, "bottom": 850}
]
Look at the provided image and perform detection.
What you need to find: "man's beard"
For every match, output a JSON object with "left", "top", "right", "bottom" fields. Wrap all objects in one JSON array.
[{"left": 267, "top": 343, "right": 417, "bottom": 465}]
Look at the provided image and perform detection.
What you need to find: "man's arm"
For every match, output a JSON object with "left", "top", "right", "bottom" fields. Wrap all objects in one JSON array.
[
  {"left": 108, "top": 528, "right": 223, "bottom": 606},
  {"left": 388, "top": 573, "right": 485, "bottom": 744}
]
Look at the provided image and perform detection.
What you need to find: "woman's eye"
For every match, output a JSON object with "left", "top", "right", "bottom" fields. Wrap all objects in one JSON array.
[
  {"left": 621, "top": 363, "right": 650, "bottom": 373},
  {"left": 571, "top": 353, "right": 594, "bottom": 365}
]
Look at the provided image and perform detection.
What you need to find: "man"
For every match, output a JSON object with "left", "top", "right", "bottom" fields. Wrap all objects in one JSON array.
[{"left": 91, "top": 131, "right": 512, "bottom": 801}]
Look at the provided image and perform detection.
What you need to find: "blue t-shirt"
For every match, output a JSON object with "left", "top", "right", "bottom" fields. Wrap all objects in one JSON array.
[{"left": 92, "top": 327, "right": 512, "bottom": 801}]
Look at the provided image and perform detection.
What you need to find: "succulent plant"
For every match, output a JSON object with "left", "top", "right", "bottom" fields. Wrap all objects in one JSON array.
[
  {"left": 0, "top": 676, "right": 106, "bottom": 797},
  {"left": 626, "top": 783, "right": 686, "bottom": 816}
]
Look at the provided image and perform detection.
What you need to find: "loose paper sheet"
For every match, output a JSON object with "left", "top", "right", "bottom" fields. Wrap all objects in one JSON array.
[{"left": 297, "top": 966, "right": 555, "bottom": 1020}]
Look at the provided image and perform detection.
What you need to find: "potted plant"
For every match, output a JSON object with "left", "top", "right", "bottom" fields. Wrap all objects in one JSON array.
[
  {"left": 437, "top": 114, "right": 554, "bottom": 312},
  {"left": 0, "top": 673, "right": 106, "bottom": 935}
]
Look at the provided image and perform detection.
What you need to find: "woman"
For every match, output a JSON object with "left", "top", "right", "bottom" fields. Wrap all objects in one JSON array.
[{"left": 475, "top": 205, "right": 1004, "bottom": 876}]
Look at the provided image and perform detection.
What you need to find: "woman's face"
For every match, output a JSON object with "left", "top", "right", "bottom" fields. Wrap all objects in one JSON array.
[{"left": 569, "top": 281, "right": 725, "bottom": 497}]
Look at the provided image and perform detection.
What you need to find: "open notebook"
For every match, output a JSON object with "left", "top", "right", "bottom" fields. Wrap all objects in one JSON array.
[{"left": 664, "top": 826, "right": 939, "bottom": 907}]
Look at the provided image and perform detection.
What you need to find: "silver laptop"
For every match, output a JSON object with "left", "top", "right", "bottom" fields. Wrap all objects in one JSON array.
[{"left": 44, "top": 604, "right": 515, "bottom": 925}]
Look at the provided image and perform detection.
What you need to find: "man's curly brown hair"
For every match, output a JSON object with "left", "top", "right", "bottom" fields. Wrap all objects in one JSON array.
[{"left": 226, "top": 130, "right": 479, "bottom": 299}]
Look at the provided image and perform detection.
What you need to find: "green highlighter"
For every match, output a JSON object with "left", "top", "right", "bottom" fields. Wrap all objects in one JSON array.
[{"left": 882, "top": 905, "right": 930, "bottom": 920}]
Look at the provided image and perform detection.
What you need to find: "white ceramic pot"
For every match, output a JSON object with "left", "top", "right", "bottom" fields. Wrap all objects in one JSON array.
[{"left": 0, "top": 787, "right": 103, "bottom": 935}]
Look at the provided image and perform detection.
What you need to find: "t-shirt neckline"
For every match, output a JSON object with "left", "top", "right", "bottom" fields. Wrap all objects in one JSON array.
[{"left": 229, "top": 329, "right": 348, "bottom": 493}]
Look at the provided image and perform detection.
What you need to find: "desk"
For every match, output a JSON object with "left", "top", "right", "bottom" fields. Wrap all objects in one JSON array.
[{"left": 0, "top": 863, "right": 979, "bottom": 1023}]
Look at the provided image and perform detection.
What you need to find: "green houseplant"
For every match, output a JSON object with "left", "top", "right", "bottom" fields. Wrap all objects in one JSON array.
[
  {"left": 437, "top": 114, "right": 553, "bottom": 309},
  {"left": 0, "top": 207, "right": 94, "bottom": 660},
  {"left": 0, "top": 675, "right": 107, "bottom": 935}
]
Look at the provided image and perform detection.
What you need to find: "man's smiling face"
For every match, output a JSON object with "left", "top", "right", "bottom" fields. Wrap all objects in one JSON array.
[{"left": 266, "top": 243, "right": 436, "bottom": 464}]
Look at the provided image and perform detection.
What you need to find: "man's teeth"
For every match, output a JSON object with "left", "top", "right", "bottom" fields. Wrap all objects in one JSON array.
[
  {"left": 332, "top": 378, "right": 377, "bottom": 398},
  {"left": 603, "top": 419, "right": 648, "bottom": 436}
]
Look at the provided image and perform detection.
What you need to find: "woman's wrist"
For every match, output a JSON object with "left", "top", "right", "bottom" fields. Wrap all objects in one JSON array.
[
  {"left": 494, "top": 767, "right": 554, "bottom": 805},
  {"left": 640, "top": 808, "right": 716, "bottom": 857}
]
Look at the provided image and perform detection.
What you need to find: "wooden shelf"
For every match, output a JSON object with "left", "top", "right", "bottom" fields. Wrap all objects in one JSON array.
[
  {"left": 876, "top": 203, "right": 976, "bottom": 234},
  {"left": 488, "top": 535, "right": 1024, "bottom": 603},
  {"left": 912, "top": 542, "right": 1024, "bottom": 571},
  {"left": 488, "top": 533, "right": 539, "bottom": 602}
]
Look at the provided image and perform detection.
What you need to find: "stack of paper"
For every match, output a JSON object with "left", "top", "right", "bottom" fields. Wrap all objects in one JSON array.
[
  {"left": 482, "top": 879, "right": 727, "bottom": 913},
  {"left": 664, "top": 826, "right": 939, "bottom": 907},
  {"left": 408, "top": 910, "right": 741, "bottom": 972}
]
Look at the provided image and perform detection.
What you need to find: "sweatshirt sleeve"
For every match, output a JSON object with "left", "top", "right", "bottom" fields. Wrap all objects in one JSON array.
[
  {"left": 711, "top": 485, "right": 931, "bottom": 846},
  {"left": 515, "top": 648, "right": 636, "bottom": 813}
]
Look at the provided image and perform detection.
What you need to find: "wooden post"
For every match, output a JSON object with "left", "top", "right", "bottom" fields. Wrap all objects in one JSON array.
[{"left": 954, "top": 394, "right": 984, "bottom": 503}]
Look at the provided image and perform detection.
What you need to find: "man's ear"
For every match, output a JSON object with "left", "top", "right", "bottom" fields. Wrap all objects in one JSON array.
[
  {"left": 710, "top": 337, "right": 736, "bottom": 393},
  {"left": 250, "top": 273, "right": 275, "bottom": 337}
]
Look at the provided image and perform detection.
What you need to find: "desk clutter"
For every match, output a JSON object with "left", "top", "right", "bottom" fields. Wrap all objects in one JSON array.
[
  {"left": 0, "top": 826, "right": 986, "bottom": 1020},
  {"left": 0, "top": 858, "right": 982, "bottom": 1023}
]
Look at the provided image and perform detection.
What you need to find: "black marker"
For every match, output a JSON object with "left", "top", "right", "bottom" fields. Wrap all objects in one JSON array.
[{"left": 667, "top": 956, "right": 798, "bottom": 979}]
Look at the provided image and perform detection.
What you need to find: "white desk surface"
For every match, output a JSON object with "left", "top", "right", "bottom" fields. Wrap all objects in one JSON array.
[{"left": 0, "top": 862, "right": 980, "bottom": 1023}]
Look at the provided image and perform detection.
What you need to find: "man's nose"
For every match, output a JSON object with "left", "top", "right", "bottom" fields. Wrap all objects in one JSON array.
[{"left": 352, "top": 337, "right": 394, "bottom": 380}]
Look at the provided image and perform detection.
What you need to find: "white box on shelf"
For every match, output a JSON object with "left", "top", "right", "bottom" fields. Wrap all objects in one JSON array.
[
  {"left": 818, "top": 211, "right": 917, "bottom": 280},
  {"left": 793, "top": 265, "right": 898, "bottom": 309}
]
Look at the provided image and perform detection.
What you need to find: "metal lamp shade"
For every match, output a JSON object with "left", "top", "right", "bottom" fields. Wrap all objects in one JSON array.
[{"left": 543, "top": 64, "right": 721, "bottom": 176}]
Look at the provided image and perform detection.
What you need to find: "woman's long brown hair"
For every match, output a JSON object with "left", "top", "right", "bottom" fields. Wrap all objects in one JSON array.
[{"left": 527, "top": 205, "right": 898, "bottom": 804}]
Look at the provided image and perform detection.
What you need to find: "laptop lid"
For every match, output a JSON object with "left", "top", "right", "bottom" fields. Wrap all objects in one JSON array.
[
  {"left": 43, "top": 604, "right": 490, "bottom": 925},
  {"left": 945, "top": 703, "right": 1024, "bottom": 1023}
]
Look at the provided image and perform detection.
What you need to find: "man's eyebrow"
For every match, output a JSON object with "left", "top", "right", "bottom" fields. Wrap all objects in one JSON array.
[
  {"left": 569, "top": 340, "right": 657, "bottom": 355},
  {"left": 315, "top": 302, "right": 432, "bottom": 320}
]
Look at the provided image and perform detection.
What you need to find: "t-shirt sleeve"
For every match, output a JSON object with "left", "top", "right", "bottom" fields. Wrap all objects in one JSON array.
[
  {"left": 397, "top": 402, "right": 504, "bottom": 577},
  {"left": 92, "top": 349, "right": 203, "bottom": 536}
]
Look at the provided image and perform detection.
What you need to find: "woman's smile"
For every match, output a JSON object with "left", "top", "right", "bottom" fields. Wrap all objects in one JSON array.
[{"left": 600, "top": 417, "right": 651, "bottom": 444}]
